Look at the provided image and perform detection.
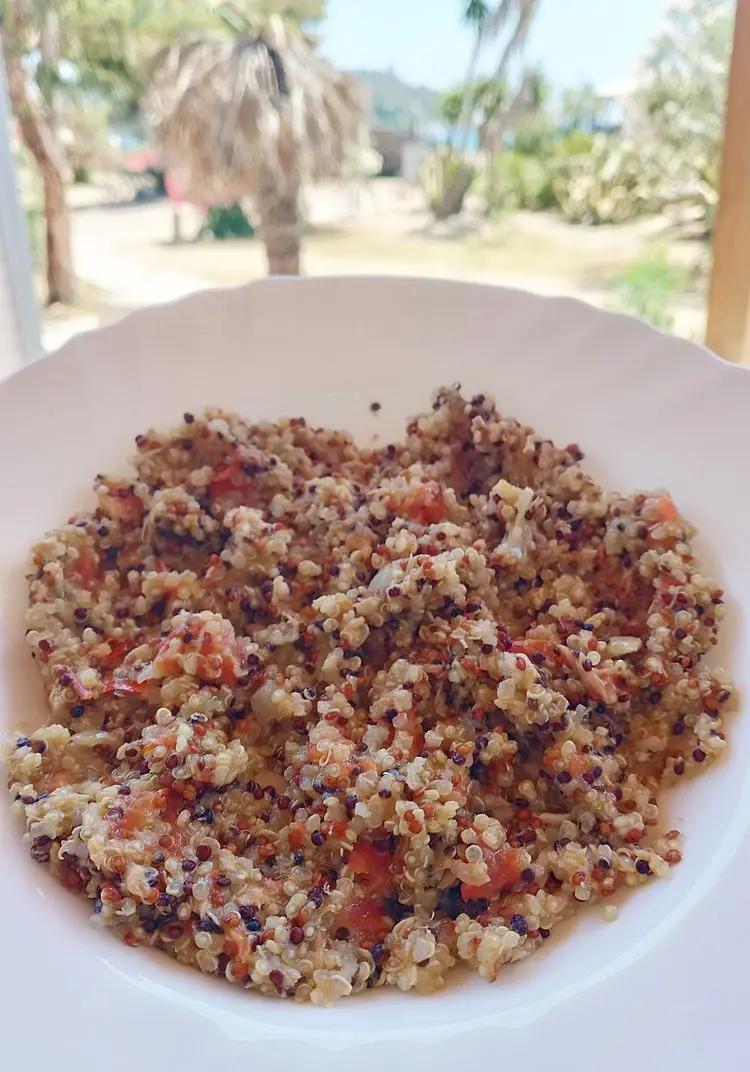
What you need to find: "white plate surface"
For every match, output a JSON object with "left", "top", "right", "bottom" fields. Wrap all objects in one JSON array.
[{"left": 1, "top": 278, "right": 749, "bottom": 1070}]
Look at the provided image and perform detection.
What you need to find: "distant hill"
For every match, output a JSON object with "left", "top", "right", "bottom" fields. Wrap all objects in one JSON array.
[{"left": 349, "top": 68, "right": 441, "bottom": 133}]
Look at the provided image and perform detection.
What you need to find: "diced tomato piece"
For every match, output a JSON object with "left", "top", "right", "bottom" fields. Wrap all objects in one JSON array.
[
  {"left": 160, "top": 789, "right": 186, "bottom": 825},
  {"left": 348, "top": 840, "right": 394, "bottom": 894},
  {"left": 111, "top": 790, "right": 163, "bottom": 838},
  {"left": 208, "top": 462, "right": 259, "bottom": 504},
  {"left": 289, "top": 823, "right": 307, "bottom": 850},
  {"left": 208, "top": 464, "right": 240, "bottom": 499},
  {"left": 653, "top": 496, "right": 679, "bottom": 523},
  {"left": 511, "top": 638, "right": 553, "bottom": 657},
  {"left": 72, "top": 550, "right": 99, "bottom": 589},
  {"left": 102, "top": 491, "right": 144, "bottom": 525},
  {"left": 337, "top": 896, "right": 391, "bottom": 945},
  {"left": 98, "top": 638, "right": 138, "bottom": 670},
  {"left": 100, "top": 677, "right": 147, "bottom": 697},
  {"left": 217, "top": 658, "right": 239, "bottom": 685},
  {"left": 460, "top": 847, "right": 522, "bottom": 901},
  {"left": 397, "top": 482, "right": 446, "bottom": 526}
]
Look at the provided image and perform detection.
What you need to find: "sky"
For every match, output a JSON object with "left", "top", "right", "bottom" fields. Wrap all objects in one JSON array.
[{"left": 320, "top": 0, "right": 672, "bottom": 94}]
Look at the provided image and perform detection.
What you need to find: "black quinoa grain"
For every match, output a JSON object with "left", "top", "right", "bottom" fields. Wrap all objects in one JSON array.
[{"left": 385, "top": 896, "right": 413, "bottom": 922}]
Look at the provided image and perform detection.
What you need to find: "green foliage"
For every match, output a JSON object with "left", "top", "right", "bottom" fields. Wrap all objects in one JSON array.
[
  {"left": 554, "top": 130, "right": 595, "bottom": 157},
  {"left": 441, "top": 77, "right": 507, "bottom": 134},
  {"left": 511, "top": 113, "right": 555, "bottom": 156},
  {"left": 463, "top": 0, "right": 491, "bottom": 26},
  {"left": 478, "top": 0, "right": 731, "bottom": 230},
  {"left": 199, "top": 201, "right": 255, "bottom": 240},
  {"left": 484, "top": 131, "right": 660, "bottom": 224},
  {"left": 636, "top": 0, "right": 732, "bottom": 230},
  {"left": 613, "top": 253, "right": 690, "bottom": 331},
  {"left": 421, "top": 151, "right": 477, "bottom": 220},
  {"left": 440, "top": 88, "right": 464, "bottom": 129},
  {"left": 2, "top": 1, "right": 329, "bottom": 124},
  {"left": 552, "top": 134, "right": 661, "bottom": 225},
  {"left": 559, "top": 83, "right": 604, "bottom": 132},
  {"left": 484, "top": 150, "right": 554, "bottom": 212}
]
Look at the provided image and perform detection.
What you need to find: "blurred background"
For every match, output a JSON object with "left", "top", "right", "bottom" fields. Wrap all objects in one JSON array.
[{"left": 0, "top": 0, "right": 742, "bottom": 370}]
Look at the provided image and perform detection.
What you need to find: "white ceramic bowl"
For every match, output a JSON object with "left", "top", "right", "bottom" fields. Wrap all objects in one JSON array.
[{"left": 2, "top": 278, "right": 749, "bottom": 1070}]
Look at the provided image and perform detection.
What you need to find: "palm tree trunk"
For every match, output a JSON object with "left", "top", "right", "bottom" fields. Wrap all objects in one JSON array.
[
  {"left": 41, "top": 154, "right": 74, "bottom": 304},
  {"left": 256, "top": 174, "right": 302, "bottom": 276},
  {"left": 2, "top": 8, "right": 75, "bottom": 305},
  {"left": 457, "top": 27, "right": 484, "bottom": 154}
]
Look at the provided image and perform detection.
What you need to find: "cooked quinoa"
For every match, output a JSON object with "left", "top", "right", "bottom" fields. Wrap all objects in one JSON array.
[{"left": 2, "top": 386, "right": 733, "bottom": 1004}]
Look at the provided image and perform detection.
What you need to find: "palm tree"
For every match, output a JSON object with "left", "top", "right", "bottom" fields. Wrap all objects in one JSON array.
[
  {"left": 485, "top": 0, "right": 541, "bottom": 81},
  {"left": 456, "top": 1, "right": 491, "bottom": 151},
  {"left": 146, "top": 14, "right": 363, "bottom": 275},
  {"left": 454, "top": 1, "right": 541, "bottom": 160},
  {"left": 426, "top": 0, "right": 540, "bottom": 221}
]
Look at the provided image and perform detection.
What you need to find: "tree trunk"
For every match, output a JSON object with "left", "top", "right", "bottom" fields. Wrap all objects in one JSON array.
[
  {"left": 40, "top": 150, "right": 74, "bottom": 304},
  {"left": 2, "top": 11, "right": 75, "bottom": 305},
  {"left": 256, "top": 174, "right": 302, "bottom": 276},
  {"left": 457, "top": 28, "right": 484, "bottom": 154}
]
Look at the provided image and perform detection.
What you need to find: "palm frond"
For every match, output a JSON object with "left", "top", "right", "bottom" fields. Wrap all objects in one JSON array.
[
  {"left": 485, "top": 0, "right": 540, "bottom": 76},
  {"left": 145, "top": 16, "right": 364, "bottom": 205}
]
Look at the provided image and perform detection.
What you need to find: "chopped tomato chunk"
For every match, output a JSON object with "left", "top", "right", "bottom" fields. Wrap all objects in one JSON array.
[
  {"left": 653, "top": 496, "right": 679, "bottom": 523},
  {"left": 72, "top": 550, "right": 99, "bottom": 589},
  {"left": 100, "top": 677, "right": 147, "bottom": 697},
  {"left": 102, "top": 491, "right": 144, "bottom": 525},
  {"left": 337, "top": 896, "right": 390, "bottom": 945},
  {"left": 460, "top": 847, "right": 522, "bottom": 901},
  {"left": 396, "top": 482, "right": 446, "bottom": 525},
  {"left": 348, "top": 840, "right": 394, "bottom": 894},
  {"left": 98, "top": 638, "right": 138, "bottom": 670},
  {"left": 208, "top": 462, "right": 258, "bottom": 504}
]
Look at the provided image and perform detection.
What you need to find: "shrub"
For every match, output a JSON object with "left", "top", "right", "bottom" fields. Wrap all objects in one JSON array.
[
  {"left": 199, "top": 202, "right": 255, "bottom": 240},
  {"left": 485, "top": 150, "right": 555, "bottom": 212},
  {"left": 421, "top": 151, "right": 477, "bottom": 220},
  {"left": 552, "top": 135, "right": 660, "bottom": 225},
  {"left": 613, "top": 253, "right": 691, "bottom": 331}
]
